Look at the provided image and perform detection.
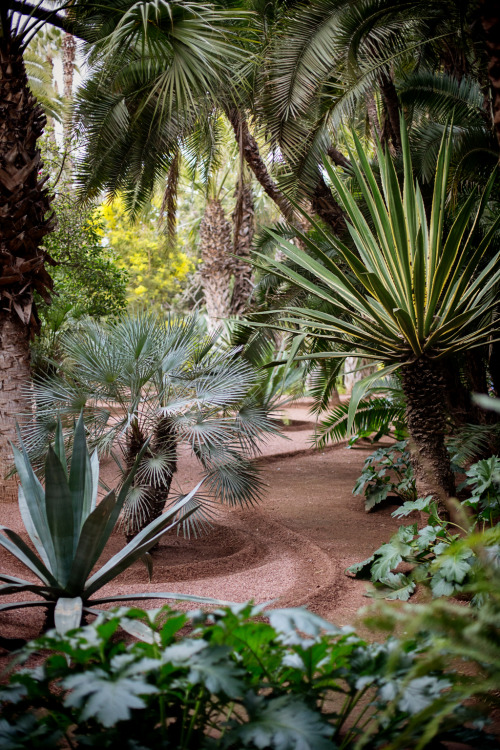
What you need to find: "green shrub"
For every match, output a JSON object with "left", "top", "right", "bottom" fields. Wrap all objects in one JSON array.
[
  {"left": 347, "top": 494, "right": 500, "bottom": 602},
  {"left": 459, "top": 455, "right": 500, "bottom": 522},
  {"left": 352, "top": 440, "right": 416, "bottom": 511},
  {"left": 0, "top": 603, "right": 496, "bottom": 749}
]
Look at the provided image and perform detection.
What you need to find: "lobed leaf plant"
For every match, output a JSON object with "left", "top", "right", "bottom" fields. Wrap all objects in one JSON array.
[
  {"left": 0, "top": 416, "right": 222, "bottom": 635},
  {"left": 0, "top": 602, "right": 496, "bottom": 749},
  {"left": 353, "top": 440, "right": 416, "bottom": 512},
  {"left": 348, "top": 493, "right": 500, "bottom": 602}
]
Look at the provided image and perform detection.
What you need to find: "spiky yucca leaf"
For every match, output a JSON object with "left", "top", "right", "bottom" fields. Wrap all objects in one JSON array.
[{"left": 253, "top": 120, "right": 500, "bottom": 365}]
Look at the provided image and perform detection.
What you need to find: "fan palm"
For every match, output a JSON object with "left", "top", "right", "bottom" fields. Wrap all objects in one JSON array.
[
  {"left": 253, "top": 122, "right": 500, "bottom": 505},
  {"left": 22, "top": 312, "right": 279, "bottom": 537}
]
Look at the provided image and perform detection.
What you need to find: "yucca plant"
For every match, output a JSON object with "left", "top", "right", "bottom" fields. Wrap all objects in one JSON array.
[
  {"left": 254, "top": 121, "right": 500, "bottom": 505},
  {"left": 0, "top": 415, "right": 213, "bottom": 634},
  {"left": 22, "top": 312, "right": 279, "bottom": 538}
]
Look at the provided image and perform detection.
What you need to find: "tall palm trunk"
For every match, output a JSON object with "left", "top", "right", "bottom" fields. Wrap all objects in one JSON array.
[
  {"left": 0, "top": 35, "right": 54, "bottom": 502},
  {"left": 230, "top": 180, "right": 254, "bottom": 316},
  {"left": 61, "top": 32, "right": 76, "bottom": 147},
  {"left": 401, "top": 358, "right": 455, "bottom": 508},
  {"left": 199, "top": 198, "right": 233, "bottom": 331}
]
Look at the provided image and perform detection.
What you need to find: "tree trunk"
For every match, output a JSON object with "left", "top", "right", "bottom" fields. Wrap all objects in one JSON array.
[
  {"left": 61, "top": 32, "right": 76, "bottom": 147},
  {"left": 311, "top": 174, "right": 346, "bottom": 234},
  {"left": 379, "top": 71, "right": 401, "bottom": 154},
  {"left": 230, "top": 180, "right": 254, "bottom": 316},
  {"left": 401, "top": 358, "right": 455, "bottom": 508},
  {"left": 125, "top": 418, "right": 178, "bottom": 540},
  {"left": 0, "top": 35, "right": 54, "bottom": 501},
  {"left": 227, "top": 108, "right": 294, "bottom": 220},
  {"left": 478, "top": 1, "right": 500, "bottom": 148},
  {"left": 228, "top": 109, "right": 347, "bottom": 236},
  {"left": 0, "top": 315, "right": 31, "bottom": 503},
  {"left": 199, "top": 198, "right": 234, "bottom": 331}
]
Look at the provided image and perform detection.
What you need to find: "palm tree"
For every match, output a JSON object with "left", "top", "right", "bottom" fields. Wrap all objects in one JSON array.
[
  {"left": 22, "top": 312, "right": 280, "bottom": 537},
  {"left": 253, "top": 122, "right": 500, "bottom": 506},
  {"left": 0, "top": 0, "right": 246, "bottom": 502}
]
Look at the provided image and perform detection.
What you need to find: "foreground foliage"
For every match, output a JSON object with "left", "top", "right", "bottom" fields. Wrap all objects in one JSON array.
[
  {"left": 348, "top": 493, "right": 500, "bottom": 602},
  {"left": 1, "top": 599, "right": 497, "bottom": 750}
]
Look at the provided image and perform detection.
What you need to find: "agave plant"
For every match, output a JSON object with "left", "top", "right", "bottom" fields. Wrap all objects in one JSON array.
[
  {"left": 22, "top": 313, "right": 279, "bottom": 537},
  {"left": 253, "top": 120, "right": 500, "bottom": 505},
  {"left": 0, "top": 416, "right": 215, "bottom": 634}
]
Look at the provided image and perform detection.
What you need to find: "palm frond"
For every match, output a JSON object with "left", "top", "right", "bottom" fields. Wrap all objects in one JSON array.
[
  {"left": 314, "top": 397, "right": 406, "bottom": 447},
  {"left": 448, "top": 423, "right": 500, "bottom": 468}
]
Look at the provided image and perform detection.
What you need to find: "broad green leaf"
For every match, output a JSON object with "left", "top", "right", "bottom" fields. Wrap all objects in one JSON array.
[
  {"left": 374, "top": 572, "right": 416, "bottom": 601},
  {"left": 63, "top": 671, "right": 158, "bottom": 727},
  {"left": 53, "top": 420, "right": 68, "bottom": 478},
  {"left": 235, "top": 695, "right": 333, "bottom": 750},
  {"left": 346, "top": 554, "right": 375, "bottom": 579},
  {"left": 68, "top": 413, "right": 93, "bottom": 542},
  {"left": 0, "top": 527, "right": 57, "bottom": 587},
  {"left": 66, "top": 492, "right": 117, "bottom": 593},
  {"left": 11, "top": 442, "right": 55, "bottom": 569},
  {"left": 44, "top": 447, "right": 75, "bottom": 586},
  {"left": 18, "top": 486, "right": 52, "bottom": 572}
]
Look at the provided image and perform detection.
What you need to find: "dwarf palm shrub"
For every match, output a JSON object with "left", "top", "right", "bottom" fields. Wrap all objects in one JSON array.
[{"left": 22, "top": 313, "right": 279, "bottom": 536}]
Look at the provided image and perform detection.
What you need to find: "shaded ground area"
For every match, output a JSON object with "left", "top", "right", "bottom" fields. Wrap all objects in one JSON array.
[{"left": 0, "top": 403, "right": 404, "bottom": 647}]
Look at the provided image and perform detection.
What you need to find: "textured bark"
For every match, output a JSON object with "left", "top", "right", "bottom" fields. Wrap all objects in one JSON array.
[
  {"left": 401, "top": 358, "right": 455, "bottom": 508},
  {"left": 125, "top": 418, "right": 177, "bottom": 540},
  {"left": 228, "top": 109, "right": 346, "bottom": 236},
  {"left": 227, "top": 108, "right": 293, "bottom": 219},
  {"left": 230, "top": 181, "right": 254, "bottom": 316},
  {"left": 326, "top": 144, "right": 351, "bottom": 170},
  {"left": 365, "top": 92, "right": 382, "bottom": 143},
  {"left": 61, "top": 32, "right": 76, "bottom": 146},
  {"left": 0, "top": 36, "right": 54, "bottom": 325},
  {"left": 0, "top": 315, "right": 31, "bottom": 503},
  {"left": 62, "top": 33, "right": 76, "bottom": 99},
  {"left": 0, "top": 36, "right": 55, "bottom": 502},
  {"left": 490, "top": 340, "right": 500, "bottom": 396},
  {"left": 199, "top": 199, "right": 234, "bottom": 330},
  {"left": 379, "top": 71, "right": 401, "bottom": 154},
  {"left": 478, "top": 1, "right": 500, "bottom": 148},
  {"left": 311, "top": 175, "right": 346, "bottom": 235}
]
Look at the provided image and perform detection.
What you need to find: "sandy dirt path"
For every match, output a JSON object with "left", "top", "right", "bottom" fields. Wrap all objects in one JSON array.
[{"left": 0, "top": 403, "right": 404, "bottom": 647}]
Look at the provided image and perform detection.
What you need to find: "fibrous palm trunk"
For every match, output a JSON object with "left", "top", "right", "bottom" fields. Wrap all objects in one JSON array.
[
  {"left": 125, "top": 418, "right": 178, "bottom": 540},
  {"left": 61, "top": 32, "right": 76, "bottom": 147},
  {"left": 199, "top": 198, "right": 234, "bottom": 331},
  {"left": 230, "top": 180, "right": 254, "bottom": 316},
  {"left": 0, "top": 36, "right": 54, "bottom": 502},
  {"left": 401, "top": 358, "right": 455, "bottom": 508}
]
